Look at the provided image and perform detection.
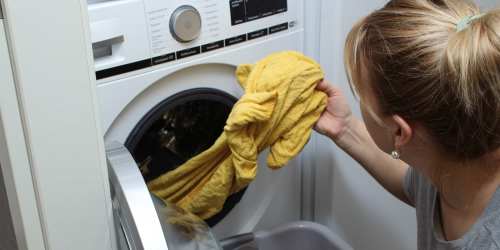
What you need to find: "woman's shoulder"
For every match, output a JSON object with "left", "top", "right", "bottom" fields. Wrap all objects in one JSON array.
[{"left": 404, "top": 166, "right": 436, "bottom": 208}]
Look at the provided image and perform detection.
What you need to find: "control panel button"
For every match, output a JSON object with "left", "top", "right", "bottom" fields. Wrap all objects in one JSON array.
[
  {"left": 225, "top": 34, "right": 247, "bottom": 47},
  {"left": 269, "top": 22, "right": 289, "bottom": 34},
  {"left": 248, "top": 28, "right": 268, "bottom": 40},
  {"left": 176, "top": 46, "right": 201, "bottom": 59},
  {"left": 152, "top": 53, "right": 176, "bottom": 65},
  {"left": 170, "top": 5, "right": 202, "bottom": 43},
  {"left": 202, "top": 40, "right": 225, "bottom": 53}
]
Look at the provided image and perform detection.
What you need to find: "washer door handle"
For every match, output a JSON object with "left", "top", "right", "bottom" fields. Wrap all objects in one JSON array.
[{"left": 106, "top": 141, "right": 169, "bottom": 250}]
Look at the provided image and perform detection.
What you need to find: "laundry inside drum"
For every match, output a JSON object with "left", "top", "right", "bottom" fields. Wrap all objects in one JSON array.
[
  {"left": 134, "top": 99, "right": 229, "bottom": 182},
  {"left": 125, "top": 88, "right": 247, "bottom": 227}
]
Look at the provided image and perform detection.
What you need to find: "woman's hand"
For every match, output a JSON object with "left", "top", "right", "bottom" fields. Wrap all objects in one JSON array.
[{"left": 315, "top": 80, "right": 353, "bottom": 140}]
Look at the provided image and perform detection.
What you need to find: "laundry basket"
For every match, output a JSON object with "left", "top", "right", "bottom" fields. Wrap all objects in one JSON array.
[{"left": 219, "top": 221, "right": 353, "bottom": 250}]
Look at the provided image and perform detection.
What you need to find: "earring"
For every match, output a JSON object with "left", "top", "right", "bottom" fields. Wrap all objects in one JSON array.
[{"left": 391, "top": 150, "right": 401, "bottom": 160}]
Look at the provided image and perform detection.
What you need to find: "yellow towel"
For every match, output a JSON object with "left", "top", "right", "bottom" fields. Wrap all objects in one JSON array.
[{"left": 147, "top": 51, "right": 327, "bottom": 219}]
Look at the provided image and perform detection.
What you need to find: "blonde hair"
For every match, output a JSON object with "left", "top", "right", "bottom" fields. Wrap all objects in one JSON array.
[{"left": 345, "top": 0, "right": 500, "bottom": 159}]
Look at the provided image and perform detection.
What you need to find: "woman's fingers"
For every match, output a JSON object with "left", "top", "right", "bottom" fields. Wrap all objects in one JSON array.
[
  {"left": 316, "top": 80, "right": 338, "bottom": 97},
  {"left": 316, "top": 80, "right": 329, "bottom": 91}
]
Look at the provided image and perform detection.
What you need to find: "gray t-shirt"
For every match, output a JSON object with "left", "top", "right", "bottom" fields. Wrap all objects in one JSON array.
[{"left": 404, "top": 167, "right": 500, "bottom": 250}]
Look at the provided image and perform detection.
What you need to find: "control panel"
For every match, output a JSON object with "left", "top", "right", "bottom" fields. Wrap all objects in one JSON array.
[{"left": 88, "top": 0, "right": 300, "bottom": 80}]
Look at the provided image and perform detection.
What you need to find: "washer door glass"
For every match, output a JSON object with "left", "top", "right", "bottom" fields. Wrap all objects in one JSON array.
[
  {"left": 125, "top": 88, "right": 247, "bottom": 226},
  {"left": 107, "top": 142, "right": 221, "bottom": 250},
  {"left": 151, "top": 194, "right": 222, "bottom": 250}
]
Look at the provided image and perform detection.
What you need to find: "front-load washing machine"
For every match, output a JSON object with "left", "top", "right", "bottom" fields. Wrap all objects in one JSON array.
[{"left": 88, "top": 0, "right": 308, "bottom": 247}]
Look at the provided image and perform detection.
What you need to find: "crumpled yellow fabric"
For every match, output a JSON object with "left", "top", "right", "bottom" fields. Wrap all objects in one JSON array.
[{"left": 147, "top": 51, "right": 327, "bottom": 219}]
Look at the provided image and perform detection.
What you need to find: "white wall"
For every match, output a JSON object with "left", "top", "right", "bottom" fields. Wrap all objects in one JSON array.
[
  {"left": 315, "top": 1, "right": 417, "bottom": 249},
  {"left": 475, "top": 0, "right": 499, "bottom": 10}
]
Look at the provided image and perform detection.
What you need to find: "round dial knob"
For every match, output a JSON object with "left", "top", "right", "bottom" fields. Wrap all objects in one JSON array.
[{"left": 170, "top": 5, "right": 202, "bottom": 43}]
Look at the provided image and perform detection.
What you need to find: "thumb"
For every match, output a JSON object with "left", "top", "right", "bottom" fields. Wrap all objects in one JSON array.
[{"left": 316, "top": 80, "right": 336, "bottom": 97}]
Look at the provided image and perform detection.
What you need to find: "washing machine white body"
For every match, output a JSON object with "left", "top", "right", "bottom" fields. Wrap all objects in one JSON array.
[{"left": 88, "top": 0, "right": 308, "bottom": 242}]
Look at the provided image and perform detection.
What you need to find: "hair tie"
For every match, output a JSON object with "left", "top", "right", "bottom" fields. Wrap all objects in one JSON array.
[{"left": 457, "top": 14, "right": 485, "bottom": 32}]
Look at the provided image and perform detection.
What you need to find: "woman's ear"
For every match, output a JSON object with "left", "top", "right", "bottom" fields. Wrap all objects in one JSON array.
[{"left": 391, "top": 115, "right": 413, "bottom": 148}]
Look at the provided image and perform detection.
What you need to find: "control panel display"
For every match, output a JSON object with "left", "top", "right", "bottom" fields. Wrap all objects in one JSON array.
[{"left": 230, "top": 0, "right": 287, "bottom": 25}]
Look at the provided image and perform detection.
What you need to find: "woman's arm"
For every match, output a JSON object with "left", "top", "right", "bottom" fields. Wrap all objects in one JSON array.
[{"left": 316, "top": 81, "right": 412, "bottom": 206}]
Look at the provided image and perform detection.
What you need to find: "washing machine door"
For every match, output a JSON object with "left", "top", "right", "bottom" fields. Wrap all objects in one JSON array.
[
  {"left": 106, "top": 142, "right": 221, "bottom": 250},
  {"left": 107, "top": 141, "right": 168, "bottom": 250}
]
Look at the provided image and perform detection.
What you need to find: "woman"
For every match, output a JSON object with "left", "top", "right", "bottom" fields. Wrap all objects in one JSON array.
[{"left": 316, "top": 0, "right": 500, "bottom": 249}]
